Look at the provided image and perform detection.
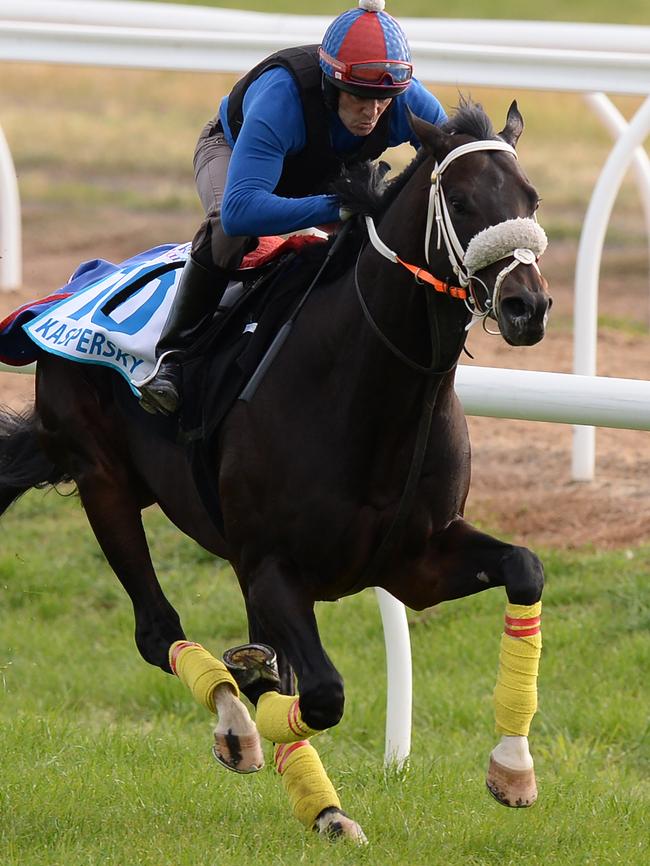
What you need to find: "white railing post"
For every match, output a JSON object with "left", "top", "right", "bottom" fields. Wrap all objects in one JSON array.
[
  {"left": 572, "top": 96, "right": 650, "bottom": 481},
  {"left": 374, "top": 588, "right": 412, "bottom": 768},
  {"left": 0, "top": 124, "right": 22, "bottom": 290},
  {"left": 584, "top": 93, "right": 650, "bottom": 322}
]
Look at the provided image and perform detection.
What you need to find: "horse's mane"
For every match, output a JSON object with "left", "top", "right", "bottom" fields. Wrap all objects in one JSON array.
[
  {"left": 442, "top": 97, "right": 495, "bottom": 140},
  {"left": 330, "top": 98, "right": 495, "bottom": 219}
]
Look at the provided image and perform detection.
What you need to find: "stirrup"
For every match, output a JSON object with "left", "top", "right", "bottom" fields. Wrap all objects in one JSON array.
[
  {"left": 223, "top": 643, "right": 281, "bottom": 691},
  {"left": 138, "top": 359, "right": 181, "bottom": 415}
]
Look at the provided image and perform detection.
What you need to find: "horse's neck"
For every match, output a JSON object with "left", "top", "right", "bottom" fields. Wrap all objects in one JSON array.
[
  {"left": 299, "top": 245, "right": 465, "bottom": 448},
  {"left": 353, "top": 185, "right": 469, "bottom": 375},
  {"left": 295, "top": 162, "right": 469, "bottom": 438}
]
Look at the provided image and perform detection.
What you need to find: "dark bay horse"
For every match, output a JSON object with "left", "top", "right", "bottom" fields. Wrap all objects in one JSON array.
[{"left": 0, "top": 102, "right": 551, "bottom": 842}]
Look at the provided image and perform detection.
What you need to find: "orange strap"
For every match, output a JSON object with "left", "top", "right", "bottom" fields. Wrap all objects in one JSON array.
[{"left": 396, "top": 256, "right": 467, "bottom": 299}]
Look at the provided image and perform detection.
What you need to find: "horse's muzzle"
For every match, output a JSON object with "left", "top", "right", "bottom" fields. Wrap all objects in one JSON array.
[{"left": 498, "top": 289, "right": 552, "bottom": 346}]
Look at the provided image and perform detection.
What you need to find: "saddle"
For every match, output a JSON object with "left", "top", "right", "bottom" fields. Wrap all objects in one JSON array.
[
  {"left": 181, "top": 241, "right": 325, "bottom": 442},
  {"left": 114, "top": 233, "right": 332, "bottom": 529}
]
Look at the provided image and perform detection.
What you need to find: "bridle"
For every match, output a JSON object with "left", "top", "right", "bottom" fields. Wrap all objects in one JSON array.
[{"left": 363, "top": 137, "right": 548, "bottom": 334}]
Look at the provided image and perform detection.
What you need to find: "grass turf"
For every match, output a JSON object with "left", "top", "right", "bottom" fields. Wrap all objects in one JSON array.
[{"left": 1, "top": 490, "right": 648, "bottom": 864}]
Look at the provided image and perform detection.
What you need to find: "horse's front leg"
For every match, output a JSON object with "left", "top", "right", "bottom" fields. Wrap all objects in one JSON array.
[
  {"left": 237, "top": 556, "right": 367, "bottom": 843},
  {"left": 391, "top": 517, "right": 544, "bottom": 808}
]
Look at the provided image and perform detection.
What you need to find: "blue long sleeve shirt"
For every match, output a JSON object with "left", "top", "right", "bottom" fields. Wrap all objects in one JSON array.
[{"left": 218, "top": 67, "right": 447, "bottom": 237}]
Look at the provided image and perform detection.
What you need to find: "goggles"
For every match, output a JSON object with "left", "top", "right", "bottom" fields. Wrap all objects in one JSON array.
[{"left": 319, "top": 48, "right": 412, "bottom": 87}]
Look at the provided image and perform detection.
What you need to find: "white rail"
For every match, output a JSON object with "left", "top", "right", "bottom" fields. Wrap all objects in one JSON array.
[
  {"left": 1, "top": 16, "right": 649, "bottom": 92},
  {"left": 375, "top": 587, "right": 412, "bottom": 768},
  {"left": 5, "top": 360, "right": 650, "bottom": 431},
  {"left": 0, "top": 124, "right": 21, "bottom": 288},
  {"left": 456, "top": 366, "right": 650, "bottom": 430},
  {"left": 572, "top": 98, "right": 650, "bottom": 479},
  {"left": 3, "top": 3, "right": 649, "bottom": 59}
]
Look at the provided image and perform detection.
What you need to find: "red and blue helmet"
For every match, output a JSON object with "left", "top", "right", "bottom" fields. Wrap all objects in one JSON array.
[{"left": 319, "top": 1, "right": 413, "bottom": 100}]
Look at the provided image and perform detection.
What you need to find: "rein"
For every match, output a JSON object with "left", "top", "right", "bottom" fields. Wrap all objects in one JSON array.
[
  {"left": 364, "top": 217, "right": 467, "bottom": 301},
  {"left": 353, "top": 245, "right": 458, "bottom": 375}
]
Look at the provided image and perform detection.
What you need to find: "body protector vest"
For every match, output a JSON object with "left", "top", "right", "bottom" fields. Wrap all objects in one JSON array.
[{"left": 226, "top": 45, "right": 393, "bottom": 198}]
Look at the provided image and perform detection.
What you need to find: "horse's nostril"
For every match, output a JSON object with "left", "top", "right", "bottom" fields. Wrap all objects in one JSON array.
[{"left": 501, "top": 297, "right": 531, "bottom": 320}]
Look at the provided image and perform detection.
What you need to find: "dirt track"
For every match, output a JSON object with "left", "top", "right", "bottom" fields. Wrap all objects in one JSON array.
[{"left": 1, "top": 215, "right": 649, "bottom": 552}]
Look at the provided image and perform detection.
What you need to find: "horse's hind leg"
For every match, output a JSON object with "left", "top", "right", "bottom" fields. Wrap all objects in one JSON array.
[
  {"left": 36, "top": 368, "right": 262, "bottom": 771},
  {"left": 79, "top": 481, "right": 265, "bottom": 771},
  {"left": 238, "top": 558, "right": 367, "bottom": 842},
  {"left": 273, "top": 741, "right": 367, "bottom": 844},
  {"left": 51, "top": 449, "right": 184, "bottom": 668},
  {"left": 396, "top": 517, "right": 544, "bottom": 808},
  {"left": 72, "top": 477, "right": 263, "bottom": 772}
]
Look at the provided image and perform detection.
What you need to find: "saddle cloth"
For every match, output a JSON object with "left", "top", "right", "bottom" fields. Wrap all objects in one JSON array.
[{"left": 1, "top": 234, "right": 325, "bottom": 396}]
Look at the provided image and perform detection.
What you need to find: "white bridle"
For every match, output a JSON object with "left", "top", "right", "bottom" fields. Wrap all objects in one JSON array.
[{"left": 365, "top": 138, "right": 548, "bottom": 331}]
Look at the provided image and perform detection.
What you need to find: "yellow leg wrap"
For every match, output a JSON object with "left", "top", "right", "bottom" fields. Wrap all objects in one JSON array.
[
  {"left": 169, "top": 640, "right": 239, "bottom": 713},
  {"left": 274, "top": 741, "right": 341, "bottom": 828},
  {"left": 494, "top": 602, "right": 542, "bottom": 737},
  {"left": 256, "top": 691, "right": 321, "bottom": 744}
]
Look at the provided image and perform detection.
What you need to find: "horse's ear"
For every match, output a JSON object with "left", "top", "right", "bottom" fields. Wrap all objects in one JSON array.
[
  {"left": 408, "top": 109, "right": 453, "bottom": 160},
  {"left": 498, "top": 100, "right": 524, "bottom": 148}
]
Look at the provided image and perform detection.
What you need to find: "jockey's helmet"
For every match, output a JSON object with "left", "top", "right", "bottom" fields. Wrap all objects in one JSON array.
[{"left": 319, "top": 1, "right": 412, "bottom": 101}]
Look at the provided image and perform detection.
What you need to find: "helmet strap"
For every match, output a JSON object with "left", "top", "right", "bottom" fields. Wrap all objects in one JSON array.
[{"left": 321, "top": 75, "right": 340, "bottom": 112}]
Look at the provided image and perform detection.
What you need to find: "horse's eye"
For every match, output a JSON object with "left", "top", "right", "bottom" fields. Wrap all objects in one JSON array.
[{"left": 450, "top": 197, "right": 467, "bottom": 215}]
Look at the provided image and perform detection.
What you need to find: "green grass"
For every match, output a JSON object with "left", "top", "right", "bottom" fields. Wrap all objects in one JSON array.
[
  {"left": 175, "top": 0, "right": 647, "bottom": 26},
  {"left": 1, "top": 490, "right": 648, "bottom": 864},
  {"left": 597, "top": 314, "right": 650, "bottom": 336}
]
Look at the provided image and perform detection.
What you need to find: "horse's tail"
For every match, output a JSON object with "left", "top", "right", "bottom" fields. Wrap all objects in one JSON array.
[{"left": 0, "top": 405, "right": 70, "bottom": 516}]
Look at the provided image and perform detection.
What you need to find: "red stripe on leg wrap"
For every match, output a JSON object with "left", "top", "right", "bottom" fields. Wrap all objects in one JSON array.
[
  {"left": 275, "top": 741, "right": 309, "bottom": 775},
  {"left": 170, "top": 641, "right": 201, "bottom": 675},
  {"left": 287, "top": 699, "right": 309, "bottom": 737},
  {"left": 505, "top": 615, "right": 541, "bottom": 627},
  {"left": 504, "top": 624, "right": 541, "bottom": 637}
]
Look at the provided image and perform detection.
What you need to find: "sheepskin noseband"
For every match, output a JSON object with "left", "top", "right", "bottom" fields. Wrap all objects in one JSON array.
[{"left": 464, "top": 218, "right": 548, "bottom": 276}]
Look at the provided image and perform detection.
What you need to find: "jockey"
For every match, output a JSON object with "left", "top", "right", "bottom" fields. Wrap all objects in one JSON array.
[{"left": 139, "top": 0, "right": 448, "bottom": 414}]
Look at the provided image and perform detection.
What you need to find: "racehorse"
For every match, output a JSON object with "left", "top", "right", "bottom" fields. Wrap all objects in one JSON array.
[{"left": 0, "top": 101, "right": 551, "bottom": 843}]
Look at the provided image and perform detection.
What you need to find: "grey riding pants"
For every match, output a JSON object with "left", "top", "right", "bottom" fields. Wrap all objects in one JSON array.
[{"left": 191, "top": 116, "right": 251, "bottom": 271}]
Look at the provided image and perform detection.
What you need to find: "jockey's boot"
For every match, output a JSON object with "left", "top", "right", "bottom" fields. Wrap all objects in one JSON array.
[{"left": 139, "top": 256, "right": 228, "bottom": 415}]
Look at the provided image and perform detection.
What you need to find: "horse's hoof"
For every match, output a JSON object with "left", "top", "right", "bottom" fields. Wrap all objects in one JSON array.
[
  {"left": 212, "top": 730, "right": 265, "bottom": 774},
  {"left": 223, "top": 643, "right": 281, "bottom": 692},
  {"left": 486, "top": 756, "right": 538, "bottom": 808},
  {"left": 314, "top": 807, "right": 368, "bottom": 845}
]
